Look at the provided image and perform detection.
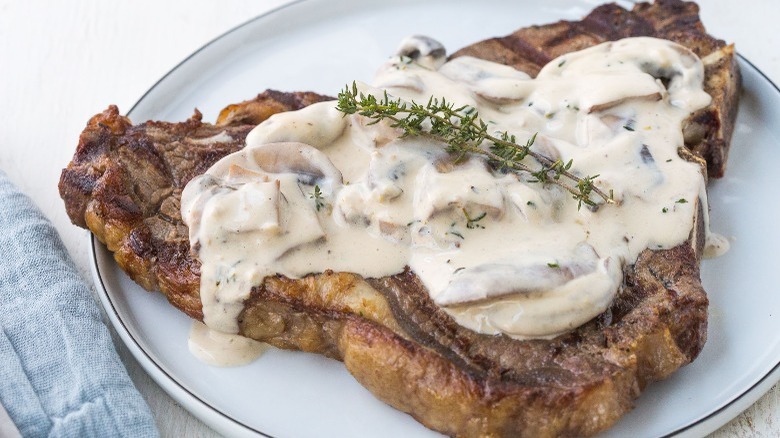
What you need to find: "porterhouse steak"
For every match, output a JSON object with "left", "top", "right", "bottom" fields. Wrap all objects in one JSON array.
[{"left": 59, "top": 1, "right": 739, "bottom": 436}]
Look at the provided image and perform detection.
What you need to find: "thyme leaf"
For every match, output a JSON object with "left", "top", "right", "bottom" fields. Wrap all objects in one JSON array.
[
  {"left": 448, "top": 230, "right": 465, "bottom": 240},
  {"left": 463, "top": 208, "right": 486, "bottom": 229},
  {"left": 310, "top": 185, "right": 325, "bottom": 211}
]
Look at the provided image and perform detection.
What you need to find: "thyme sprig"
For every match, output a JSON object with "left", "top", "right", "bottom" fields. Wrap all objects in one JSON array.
[{"left": 336, "top": 83, "right": 613, "bottom": 209}]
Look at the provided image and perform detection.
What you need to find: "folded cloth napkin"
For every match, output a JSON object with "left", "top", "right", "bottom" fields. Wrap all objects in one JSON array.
[{"left": 0, "top": 171, "right": 158, "bottom": 437}]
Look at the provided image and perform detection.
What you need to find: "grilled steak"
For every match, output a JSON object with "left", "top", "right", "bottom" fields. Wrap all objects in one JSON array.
[
  {"left": 59, "top": 1, "right": 738, "bottom": 436},
  {"left": 451, "top": 0, "right": 740, "bottom": 178}
]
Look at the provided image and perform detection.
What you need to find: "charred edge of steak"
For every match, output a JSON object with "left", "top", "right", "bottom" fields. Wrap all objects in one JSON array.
[
  {"left": 59, "top": 90, "right": 329, "bottom": 315},
  {"left": 449, "top": 0, "right": 741, "bottom": 178},
  {"left": 368, "top": 269, "right": 619, "bottom": 385},
  {"left": 216, "top": 90, "right": 333, "bottom": 127},
  {"left": 687, "top": 44, "right": 742, "bottom": 178}
]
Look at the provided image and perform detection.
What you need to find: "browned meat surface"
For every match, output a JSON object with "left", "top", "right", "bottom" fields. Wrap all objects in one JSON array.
[
  {"left": 451, "top": 0, "right": 741, "bottom": 178},
  {"left": 59, "top": 1, "right": 738, "bottom": 436},
  {"left": 59, "top": 90, "right": 331, "bottom": 319}
]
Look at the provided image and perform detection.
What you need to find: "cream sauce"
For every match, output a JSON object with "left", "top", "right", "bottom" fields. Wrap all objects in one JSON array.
[
  {"left": 188, "top": 321, "right": 267, "bottom": 366},
  {"left": 183, "top": 36, "right": 722, "bottom": 341}
]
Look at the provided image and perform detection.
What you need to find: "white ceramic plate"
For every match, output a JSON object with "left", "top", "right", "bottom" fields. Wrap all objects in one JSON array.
[{"left": 89, "top": 0, "right": 780, "bottom": 436}]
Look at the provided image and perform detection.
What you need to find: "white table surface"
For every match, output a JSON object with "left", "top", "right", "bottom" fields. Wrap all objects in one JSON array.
[{"left": 2, "top": 0, "right": 778, "bottom": 436}]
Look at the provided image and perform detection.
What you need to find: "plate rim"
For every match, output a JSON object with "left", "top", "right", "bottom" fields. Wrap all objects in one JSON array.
[
  {"left": 89, "top": 236, "right": 274, "bottom": 438},
  {"left": 90, "top": 0, "right": 780, "bottom": 436}
]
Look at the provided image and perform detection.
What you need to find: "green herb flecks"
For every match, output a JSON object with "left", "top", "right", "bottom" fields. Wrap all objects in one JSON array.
[
  {"left": 463, "top": 208, "right": 487, "bottom": 229},
  {"left": 448, "top": 230, "right": 465, "bottom": 240},
  {"left": 310, "top": 185, "right": 325, "bottom": 211}
]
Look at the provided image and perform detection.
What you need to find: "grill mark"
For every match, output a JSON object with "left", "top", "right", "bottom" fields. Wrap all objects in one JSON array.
[
  {"left": 544, "top": 23, "right": 599, "bottom": 49},
  {"left": 368, "top": 272, "right": 490, "bottom": 380},
  {"left": 497, "top": 34, "right": 551, "bottom": 71},
  {"left": 366, "top": 271, "right": 592, "bottom": 385},
  {"left": 582, "top": 5, "right": 654, "bottom": 40}
]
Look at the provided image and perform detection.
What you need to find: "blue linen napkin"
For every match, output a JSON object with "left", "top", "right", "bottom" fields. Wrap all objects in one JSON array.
[{"left": 0, "top": 171, "right": 158, "bottom": 437}]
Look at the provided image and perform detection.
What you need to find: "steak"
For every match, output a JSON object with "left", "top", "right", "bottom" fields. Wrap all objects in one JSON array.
[
  {"left": 451, "top": 0, "right": 741, "bottom": 178},
  {"left": 59, "top": 1, "right": 738, "bottom": 436}
]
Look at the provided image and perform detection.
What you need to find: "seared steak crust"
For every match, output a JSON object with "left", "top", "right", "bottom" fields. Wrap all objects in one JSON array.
[
  {"left": 451, "top": 0, "right": 741, "bottom": 178},
  {"left": 59, "top": 1, "right": 735, "bottom": 436},
  {"left": 59, "top": 90, "right": 331, "bottom": 319}
]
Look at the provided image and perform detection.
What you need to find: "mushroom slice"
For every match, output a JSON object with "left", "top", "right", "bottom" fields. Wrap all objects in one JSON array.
[
  {"left": 473, "top": 256, "right": 623, "bottom": 338},
  {"left": 414, "top": 159, "right": 505, "bottom": 222},
  {"left": 378, "top": 220, "right": 407, "bottom": 243},
  {"left": 396, "top": 35, "right": 446, "bottom": 70},
  {"left": 246, "top": 142, "right": 343, "bottom": 193},
  {"left": 435, "top": 243, "right": 604, "bottom": 306},
  {"left": 438, "top": 56, "right": 533, "bottom": 105},
  {"left": 245, "top": 102, "right": 347, "bottom": 149},
  {"left": 436, "top": 261, "right": 591, "bottom": 306},
  {"left": 225, "top": 164, "right": 269, "bottom": 184},
  {"left": 537, "top": 38, "right": 710, "bottom": 114},
  {"left": 529, "top": 135, "right": 562, "bottom": 162},
  {"left": 352, "top": 113, "right": 404, "bottom": 148},
  {"left": 587, "top": 92, "right": 662, "bottom": 113},
  {"left": 208, "top": 179, "right": 283, "bottom": 235},
  {"left": 181, "top": 173, "right": 232, "bottom": 250}
]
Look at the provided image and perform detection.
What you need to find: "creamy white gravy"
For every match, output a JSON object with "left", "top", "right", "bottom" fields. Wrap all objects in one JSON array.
[
  {"left": 182, "top": 36, "right": 723, "bottom": 344},
  {"left": 188, "top": 321, "right": 267, "bottom": 366}
]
